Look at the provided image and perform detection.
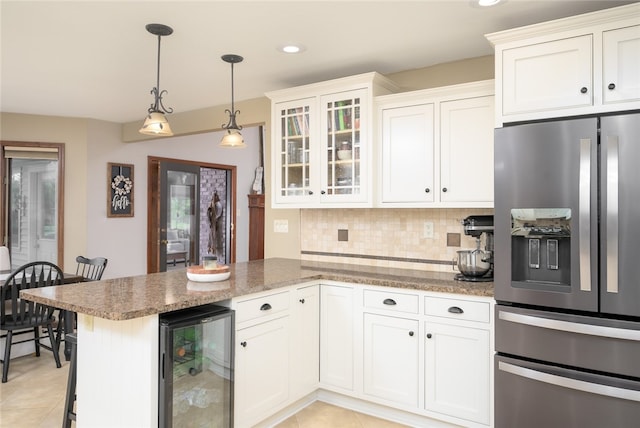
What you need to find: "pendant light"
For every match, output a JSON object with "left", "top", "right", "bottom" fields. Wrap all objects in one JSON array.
[
  {"left": 139, "top": 23, "right": 174, "bottom": 137},
  {"left": 220, "top": 54, "right": 246, "bottom": 148}
]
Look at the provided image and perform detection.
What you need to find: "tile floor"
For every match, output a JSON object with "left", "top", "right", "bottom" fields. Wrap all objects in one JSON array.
[{"left": 1, "top": 352, "right": 407, "bottom": 428}]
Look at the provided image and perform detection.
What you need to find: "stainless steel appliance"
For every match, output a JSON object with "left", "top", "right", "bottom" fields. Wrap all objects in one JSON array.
[
  {"left": 455, "top": 215, "right": 494, "bottom": 282},
  {"left": 494, "top": 112, "right": 640, "bottom": 427},
  {"left": 159, "top": 304, "right": 234, "bottom": 428}
]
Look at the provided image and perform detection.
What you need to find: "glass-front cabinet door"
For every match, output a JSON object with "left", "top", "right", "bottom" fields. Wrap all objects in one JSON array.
[
  {"left": 320, "top": 89, "right": 368, "bottom": 203},
  {"left": 274, "top": 98, "right": 315, "bottom": 204}
]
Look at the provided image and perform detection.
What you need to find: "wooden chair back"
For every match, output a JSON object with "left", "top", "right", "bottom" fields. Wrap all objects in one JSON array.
[{"left": 75, "top": 256, "right": 108, "bottom": 281}]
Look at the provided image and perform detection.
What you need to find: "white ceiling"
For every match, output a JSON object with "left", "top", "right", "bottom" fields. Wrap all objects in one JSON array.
[{"left": 1, "top": 0, "right": 635, "bottom": 124}]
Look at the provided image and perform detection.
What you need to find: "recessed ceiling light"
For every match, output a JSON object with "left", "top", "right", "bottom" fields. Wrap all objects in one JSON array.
[
  {"left": 278, "top": 44, "right": 306, "bottom": 54},
  {"left": 478, "top": 0, "right": 502, "bottom": 6}
]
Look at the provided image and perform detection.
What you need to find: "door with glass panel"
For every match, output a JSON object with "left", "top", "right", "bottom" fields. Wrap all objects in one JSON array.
[
  {"left": 320, "top": 89, "right": 367, "bottom": 203},
  {"left": 274, "top": 98, "right": 315, "bottom": 204},
  {"left": 1, "top": 143, "right": 63, "bottom": 268},
  {"left": 159, "top": 163, "right": 200, "bottom": 271}
]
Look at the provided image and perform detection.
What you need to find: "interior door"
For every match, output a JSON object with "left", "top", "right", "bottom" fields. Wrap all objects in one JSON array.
[{"left": 159, "top": 162, "right": 200, "bottom": 271}]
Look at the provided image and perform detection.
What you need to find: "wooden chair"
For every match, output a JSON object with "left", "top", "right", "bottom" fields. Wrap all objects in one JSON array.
[
  {"left": 62, "top": 332, "right": 77, "bottom": 428},
  {"left": 55, "top": 256, "right": 109, "bottom": 350},
  {"left": 0, "top": 261, "right": 63, "bottom": 383},
  {"left": 75, "top": 256, "right": 108, "bottom": 281}
]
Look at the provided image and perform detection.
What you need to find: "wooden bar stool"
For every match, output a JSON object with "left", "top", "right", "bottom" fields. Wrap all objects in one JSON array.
[{"left": 62, "top": 333, "right": 77, "bottom": 428}]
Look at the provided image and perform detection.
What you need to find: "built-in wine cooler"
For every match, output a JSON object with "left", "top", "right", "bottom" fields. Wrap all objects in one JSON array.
[{"left": 159, "top": 304, "right": 234, "bottom": 428}]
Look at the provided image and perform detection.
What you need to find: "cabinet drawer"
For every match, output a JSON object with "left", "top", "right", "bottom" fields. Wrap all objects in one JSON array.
[
  {"left": 236, "top": 291, "right": 290, "bottom": 324},
  {"left": 424, "top": 296, "right": 489, "bottom": 323},
  {"left": 364, "top": 289, "right": 419, "bottom": 314}
]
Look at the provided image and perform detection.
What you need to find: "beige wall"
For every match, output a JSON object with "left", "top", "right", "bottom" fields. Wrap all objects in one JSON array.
[
  {"left": 0, "top": 55, "right": 495, "bottom": 270},
  {"left": 387, "top": 55, "right": 494, "bottom": 92},
  {"left": 0, "top": 113, "right": 89, "bottom": 271}
]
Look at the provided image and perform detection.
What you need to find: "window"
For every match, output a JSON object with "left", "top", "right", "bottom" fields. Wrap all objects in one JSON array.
[{"left": 1, "top": 142, "right": 64, "bottom": 268}]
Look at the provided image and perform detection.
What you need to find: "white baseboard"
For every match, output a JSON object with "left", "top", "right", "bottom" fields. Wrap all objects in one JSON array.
[{"left": 251, "top": 389, "right": 465, "bottom": 428}]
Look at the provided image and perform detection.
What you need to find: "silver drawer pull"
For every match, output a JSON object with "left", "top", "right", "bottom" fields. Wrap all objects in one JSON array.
[
  {"left": 383, "top": 298, "right": 397, "bottom": 306},
  {"left": 498, "top": 311, "right": 640, "bottom": 341},
  {"left": 448, "top": 306, "right": 464, "bottom": 314},
  {"left": 499, "top": 361, "right": 640, "bottom": 402}
]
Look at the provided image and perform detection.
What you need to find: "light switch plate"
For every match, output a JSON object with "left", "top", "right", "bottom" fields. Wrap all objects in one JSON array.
[{"left": 274, "top": 219, "right": 289, "bottom": 233}]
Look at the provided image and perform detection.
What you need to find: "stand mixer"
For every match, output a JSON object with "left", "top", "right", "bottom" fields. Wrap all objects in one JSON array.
[{"left": 454, "top": 215, "right": 494, "bottom": 282}]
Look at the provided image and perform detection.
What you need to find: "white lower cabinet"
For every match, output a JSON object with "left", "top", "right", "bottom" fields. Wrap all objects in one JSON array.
[
  {"left": 290, "top": 284, "right": 320, "bottom": 398},
  {"left": 235, "top": 315, "right": 290, "bottom": 427},
  {"left": 363, "top": 313, "right": 419, "bottom": 407},
  {"left": 233, "top": 283, "right": 492, "bottom": 427},
  {"left": 320, "top": 284, "right": 354, "bottom": 391},
  {"left": 233, "top": 284, "right": 321, "bottom": 427},
  {"left": 424, "top": 321, "right": 490, "bottom": 425}
]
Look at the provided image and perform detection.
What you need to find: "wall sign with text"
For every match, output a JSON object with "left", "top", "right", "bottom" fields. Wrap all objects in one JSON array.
[{"left": 107, "top": 163, "right": 134, "bottom": 217}]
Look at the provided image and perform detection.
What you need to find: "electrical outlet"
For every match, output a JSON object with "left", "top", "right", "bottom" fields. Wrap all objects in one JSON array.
[
  {"left": 424, "top": 222, "right": 434, "bottom": 239},
  {"left": 274, "top": 219, "right": 288, "bottom": 233}
]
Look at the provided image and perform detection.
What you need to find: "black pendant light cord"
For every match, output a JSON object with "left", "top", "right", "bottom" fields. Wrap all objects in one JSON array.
[
  {"left": 147, "top": 24, "right": 173, "bottom": 115},
  {"left": 221, "top": 54, "right": 243, "bottom": 130}
]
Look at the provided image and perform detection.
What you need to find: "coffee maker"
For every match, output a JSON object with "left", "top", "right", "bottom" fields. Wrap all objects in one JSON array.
[{"left": 455, "top": 215, "right": 494, "bottom": 282}]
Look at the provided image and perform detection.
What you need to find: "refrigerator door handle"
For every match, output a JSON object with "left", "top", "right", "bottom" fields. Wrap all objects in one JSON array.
[
  {"left": 498, "top": 310, "right": 640, "bottom": 341},
  {"left": 498, "top": 361, "right": 640, "bottom": 402},
  {"left": 578, "top": 138, "right": 592, "bottom": 292},
  {"left": 606, "top": 136, "right": 619, "bottom": 294}
]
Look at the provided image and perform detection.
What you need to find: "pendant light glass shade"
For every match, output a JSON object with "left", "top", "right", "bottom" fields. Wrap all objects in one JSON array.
[
  {"left": 139, "top": 111, "right": 174, "bottom": 136},
  {"left": 139, "top": 23, "right": 174, "bottom": 137},
  {"left": 220, "top": 128, "right": 246, "bottom": 148},
  {"left": 220, "top": 54, "right": 245, "bottom": 148}
]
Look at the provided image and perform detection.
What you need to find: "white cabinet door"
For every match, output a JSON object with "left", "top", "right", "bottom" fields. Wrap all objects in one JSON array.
[
  {"left": 502, "top": 35, "right": 593, "bottom": 115},
  {"left": 380, "top": 103, "right": 435, "bottom": 203},
  {"left": 603, "top": 25, "right": 640, "bottom": 105},
  {"left": 273, "top": 98, "right": 317, "bottom": 205},
  {"left": 235, "top": 316, "right": 289, "bottom": 427},
  {"left": 290, "top": 284, "right": 320, "bottom": 398},
  {"left": 363, "top": 313, "right": 419, "bottom": 407},
  {"left": 440, "top": 95, "right": 495, "bottom": 203},
  {"left": 424, "top": 321, "right": 490, "bottom": 425},
  {"left": 319, "top": 89, "right": 369, "bottom": 204},
  {"left": 320, "top": 284, "right": 354, "bottom": 391}
]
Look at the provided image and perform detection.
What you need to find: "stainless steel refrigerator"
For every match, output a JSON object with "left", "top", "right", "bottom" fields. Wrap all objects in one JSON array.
[
  {"left": 493, "top": 112, "right": 640, "bottom": 427},
  {"left": 159, "top": 304, "right": 234, "bottom": 428}
]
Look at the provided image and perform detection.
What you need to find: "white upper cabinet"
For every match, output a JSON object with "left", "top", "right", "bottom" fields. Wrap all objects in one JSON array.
[
  {"left": 440, "top": 95, "right": 495, "bottom": 204},
  {"left": 267, "top": 73, "right": 398, "bottom": 208},
  {"left": 501, "top": 35, "right": 593, "bottom": 116},
  {"left": 377, "top": 80, "right": 495, "bottom": 208},
  {"left": 602, "top": 25, "right": 640, "bottom": 105},
  {"left": 380, "top": 103, "right": 435, "bottom": 203},
  {"left": 487, "top": 3, "right": 640, "bottom": 126}
]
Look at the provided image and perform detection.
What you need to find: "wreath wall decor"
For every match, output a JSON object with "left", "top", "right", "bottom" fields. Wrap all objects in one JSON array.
[{"left": 107, "top": 163, "right": 134, "bottom": 217}]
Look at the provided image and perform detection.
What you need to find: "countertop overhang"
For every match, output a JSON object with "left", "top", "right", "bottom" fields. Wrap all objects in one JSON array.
[{"left": 19, "top": 258, "right": 493, "bottom": 321}]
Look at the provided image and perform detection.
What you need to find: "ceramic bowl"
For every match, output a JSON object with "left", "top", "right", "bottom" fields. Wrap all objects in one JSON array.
[
  {"left": 337, "top": 149, "right": 352, "bottom": 160},
  {"left": 186, "top": 265, "right": 231, "bottom": 282}
]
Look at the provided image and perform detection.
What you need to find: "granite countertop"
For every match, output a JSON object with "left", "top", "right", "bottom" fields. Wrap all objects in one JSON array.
[{"left": 20, "top": 258, "right": 493, "bottom": 321}]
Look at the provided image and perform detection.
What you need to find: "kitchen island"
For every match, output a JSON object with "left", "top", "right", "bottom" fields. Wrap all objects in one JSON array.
[{"left": 20, "top": 258, "right": 493, "bottom": 427}]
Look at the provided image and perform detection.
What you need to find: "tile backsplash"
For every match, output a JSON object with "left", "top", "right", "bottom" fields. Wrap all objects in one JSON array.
[{"left": 300, "top": 208, "right": 493, "bottom": 272}]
